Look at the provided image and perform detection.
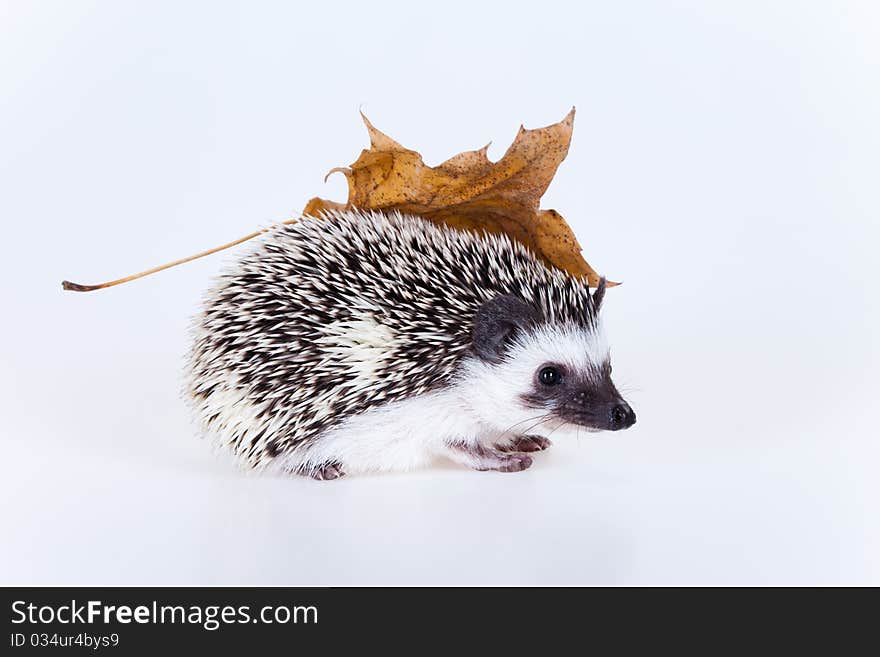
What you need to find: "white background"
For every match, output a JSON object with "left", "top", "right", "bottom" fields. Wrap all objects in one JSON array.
[{"left": 1, "top": 0, "right": 877, "bottom": 585}]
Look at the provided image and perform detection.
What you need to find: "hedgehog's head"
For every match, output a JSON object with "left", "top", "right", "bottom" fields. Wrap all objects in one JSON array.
[{"left": 466, "top": 278, "right": 635, "bottom": 436}]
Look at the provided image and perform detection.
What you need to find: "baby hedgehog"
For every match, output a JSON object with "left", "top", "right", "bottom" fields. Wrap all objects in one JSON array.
[{"left": 186, "top": 210, "right": 635, "bottom": 479}]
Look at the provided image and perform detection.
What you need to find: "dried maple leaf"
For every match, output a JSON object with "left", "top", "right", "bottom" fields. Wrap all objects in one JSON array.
[
  {"left": 63, "top": 110, "right": 613, "bottom": 293},
  {"left": 304, "top": 108, "right": 612, "bottom": 286}
]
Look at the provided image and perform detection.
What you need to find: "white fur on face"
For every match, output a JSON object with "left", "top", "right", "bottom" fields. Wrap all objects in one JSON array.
[{"left": 455, "top": 322, "right": 610, "bottom": 436}]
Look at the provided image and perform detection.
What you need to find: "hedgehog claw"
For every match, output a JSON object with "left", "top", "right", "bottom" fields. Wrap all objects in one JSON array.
[
  {"left": 310, "top": 462, "right": 346, "bottom": 481},
  {"left": 501, "top": 435, "right": 552, "bottom": 453}
]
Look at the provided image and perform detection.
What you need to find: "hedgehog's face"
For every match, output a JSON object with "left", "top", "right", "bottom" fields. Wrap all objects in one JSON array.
[
  {"left": 468, "top": 284, "right": 636, "bottom": 435},
  {"left": 519, "top": 335, "right": 636, "bottom": 432}
]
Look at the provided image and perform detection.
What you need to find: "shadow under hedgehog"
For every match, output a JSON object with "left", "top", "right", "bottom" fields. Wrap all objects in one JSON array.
[{"left": 186, "top": 210, "right": 635, "bottom": 480}]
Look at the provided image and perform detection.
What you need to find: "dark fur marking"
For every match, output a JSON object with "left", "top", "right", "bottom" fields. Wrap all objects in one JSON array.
[{"left": 472, "top": 295, "right": 543, "bottom": 364}]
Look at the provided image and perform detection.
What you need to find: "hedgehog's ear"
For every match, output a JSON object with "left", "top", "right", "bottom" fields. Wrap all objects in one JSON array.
[
  {"left": 591, "top": 277, "right": 607, "bottom": 313},
  {"left": 472, "top": 295, "right": 542, "bottom": 364}
]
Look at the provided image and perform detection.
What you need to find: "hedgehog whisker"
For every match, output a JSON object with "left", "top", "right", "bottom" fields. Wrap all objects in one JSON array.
[
  {"left": 545, "top": 416, "right": 569, "bottom": 438},
  {"left": 496, "top": 413, "right": 553, "bottom": 443},
  {"left": 543, "top": 421, "right": 564, "bottom": 441},
  {"left": 515, "top": 414, "right": 554, "bottom": 439}
]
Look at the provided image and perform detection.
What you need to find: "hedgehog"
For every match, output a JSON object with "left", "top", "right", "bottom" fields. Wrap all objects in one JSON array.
[{"left": 185, "top": 209, "right": 636, "bottom": 479}]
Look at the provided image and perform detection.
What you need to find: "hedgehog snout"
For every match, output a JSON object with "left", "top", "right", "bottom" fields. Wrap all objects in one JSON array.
[{"left": 556, "top": 386, "right": 636, "bottom": 432}]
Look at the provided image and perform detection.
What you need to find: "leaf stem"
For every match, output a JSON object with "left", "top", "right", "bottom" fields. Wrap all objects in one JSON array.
[{"left": 61, "top": 219, "right": 298, "bottom": 292}]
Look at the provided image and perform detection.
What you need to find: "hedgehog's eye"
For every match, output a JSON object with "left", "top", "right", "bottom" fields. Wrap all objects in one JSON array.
[{"left": 538, "top": 366, "right": 563, "bottom": 386}]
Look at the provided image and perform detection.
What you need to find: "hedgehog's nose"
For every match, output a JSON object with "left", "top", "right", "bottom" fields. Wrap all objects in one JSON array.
[{"left": 609, "top": 403, "right": 636, "bottom": 430}]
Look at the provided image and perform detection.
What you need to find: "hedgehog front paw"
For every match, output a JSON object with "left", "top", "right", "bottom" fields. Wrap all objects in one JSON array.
[
  {"left": 447, "top": 442, "right": 534, "bottom": 473},
  {"left": 476, "top": 452, "right": 533, "bottom": 473},
  {"left": 500, "top": 435, "right": 552, "bottom": 453},
  {"left": 309, "top": 462, "right": 346, "bottom": 481}
]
